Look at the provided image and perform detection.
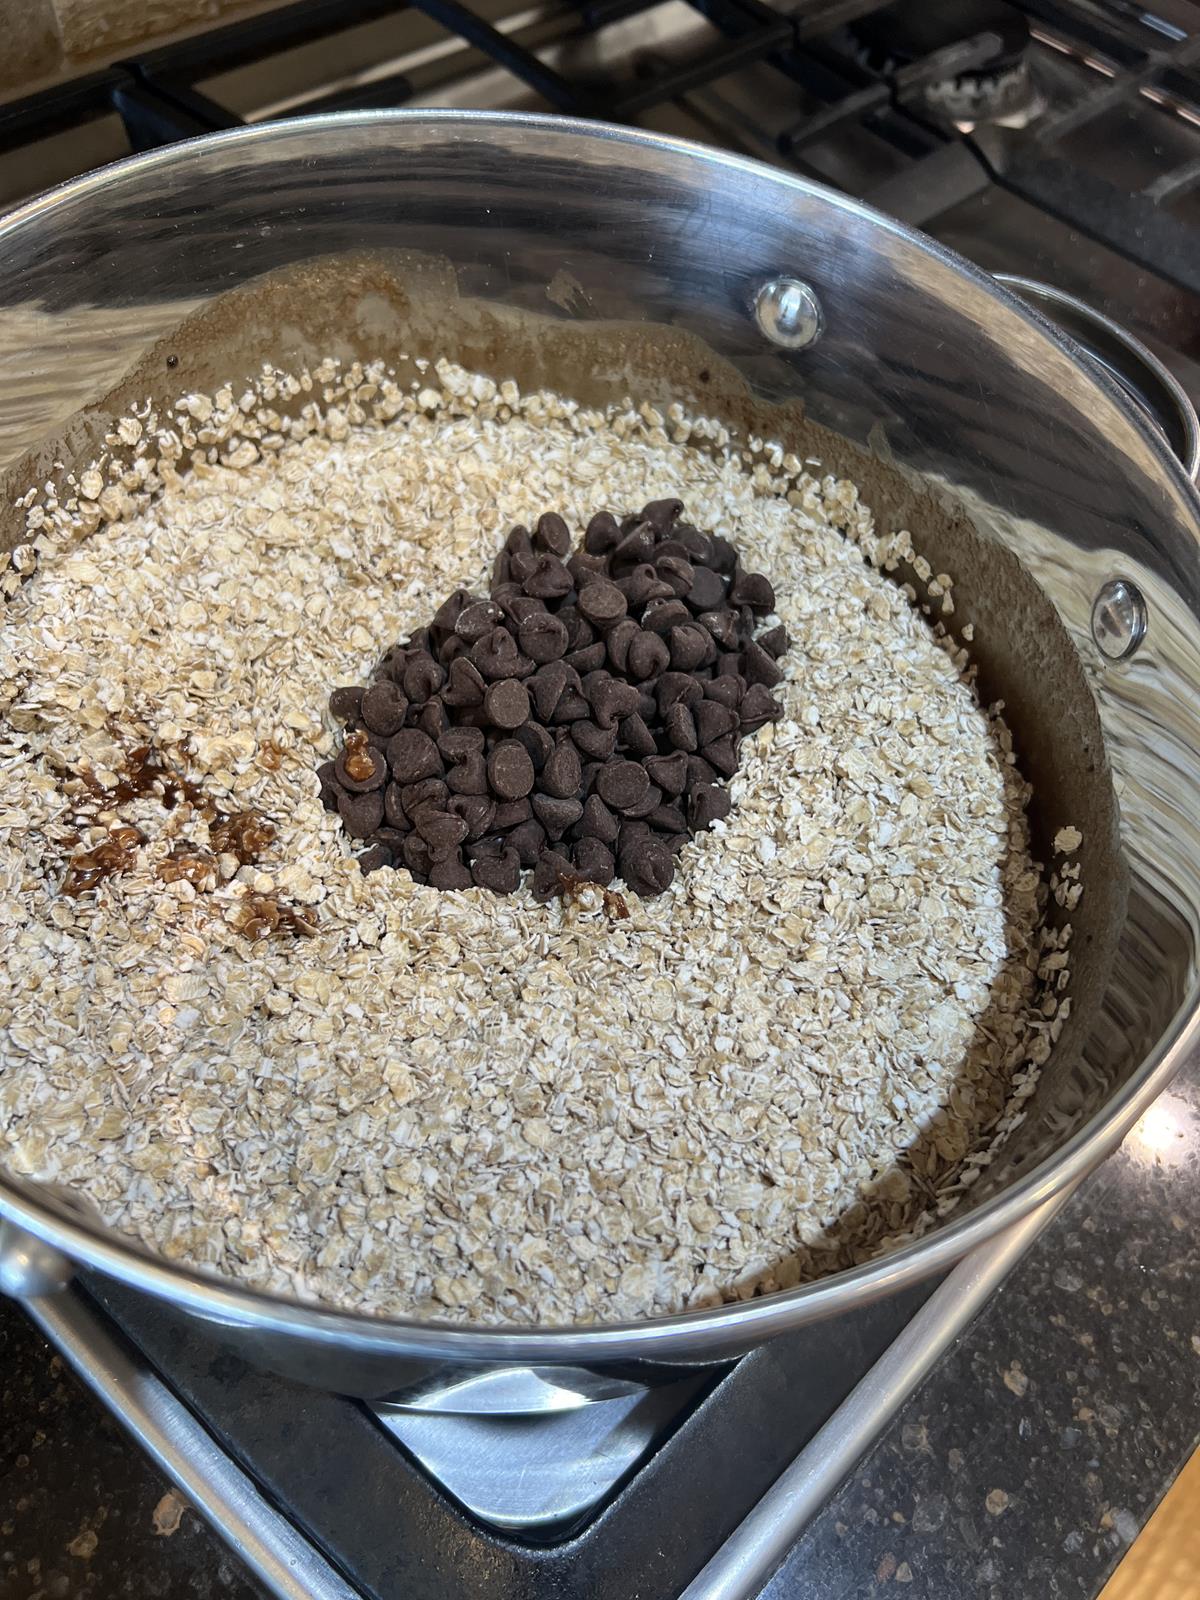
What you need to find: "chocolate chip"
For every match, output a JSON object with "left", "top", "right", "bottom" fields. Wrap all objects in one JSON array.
[
  {"left": 429, "top": 852, "right": 473, "bottom": 891},
  {"left": 581, "top": 793, "right": 619, "bottom": 844},
  {"left": 402, "top": 833, "right": 433, "bottom": 879},
  {"left": 619, "top": 713, "right": 656, "bottom": 758},
  {"left": 316, "top": 761, "right": 343, "bottom": 811},
  {"left": 640, "top": 497, "right": 683, "bottom": 532},
  {"left": 644, "top": 751, "right": 688, "bottom": 795},
  {"left": 729, "top": 569, "right": 775, "bottom": 613},
  {"left": 619, "top": 836, "right": 674, "bottom": 896},
  {"left": 560, "top": 609, "right": 594, "bottom": 650},
  {"left": 757, "top": 624, "right": 790, "bottom": 659},
  {"left": 668, "top": 623, "right": 710, "bottom": 671},
  {"left": 357, "top": 843, "right": 393, "bottom": 874},
  {"left": 740, "top": 683, "right": 782, "bottom": 731},
  {"left": 403, "top": 652, "right": 445, "bottom": 704},
  {"left": 484, "top": 678, "right": 530, "bottom": 730},
  {"left": 626, "top": 630, "right": 670, "bottom": 681},
  {"left": 386, "top": 729, "right": 442, "bottom": 783},
  {"left": 595, "top": 759, "right": 650, "bottom": 812},
  {"left": 553, "top": 690, "right": 591, "bottom": 724},
  {"left": 583, "top": 511, "right": 621, "bottom": 554},
  {"left": 416, "top": 809, "right": 469, "bottom": 851},
  {"left": 571, "top": 719, "right": 618, "bottom": 760},
  {"left": 642, "top": 598, "right": 692, "bottom": 637},
  {"left": 446, "top": 753, "right": 489, "bottom": 795},
  {"left": 655, "top": 672, "right": 703, "bottom": 715},
  {"left": 337, "top": 789, "right": 385, "bottom": 839},
  {"left": 621, "top": 782, "right": 663, "bottom": 819},
  {"left": 534, "top": 511, "right": 572, "bottom": 557},
  {"left": 695, "top": 700, "right": 738, "bottom": 745},
  {"left": 400, "top": 778, "right": 449, "bottom": 817},
  {"left": 531, "top": 849, "right": 574, "bottom": 902},
  {"left": 508, "top": 818, "right": 547, "bottom": 866},
  {"left": 648, "top": 801, "right": 687, "bottom": 833},
  {"left": 690, "top": 784, "right": 731, "bottom": 830},
  {"left": 686, "top": 566, "right": 726, "bottom": 613},
  {"left": 605, "top": 618, "right": 641, "bottom": 673},
  {"left": 493, "top": 798, "right": 533, "bottom": 830},
  {"left": 383, "top": 783, "right": 407, "bottom": 828},
  {"left": 665, "top": 703, "right": 698, "bottom": 753},
  {"left": 487, "top": 739, "right": 535, "bottom": 800},
  {"left": 611, "top": 525, "right": 656, "bottom": 574},
  {"left": 513, "top": 720, "right": 554, "bottom": 771},
  {"left": 442, "top": 656, "right": 486, "bottom": 708},
  {"left": 588, "top": 676, "right": 640, "bottom": 729},
  {"left": 505, "top": 524, "right": 533, "bottom": 557},
  {"left": 524, "top": 554, "right": 574, "bottom": 601},
  {"left": 529, "top": 661, "right": 570, "bottom": 723},
  {"left": 532, "top": 793, "right": 583, "bottom": 838},
  {"left": 439, "top": 727, "right": 485, "bottom": 763},
  {"left": 509, "top": 550, "right": 539, "bottom": 586},
  {"left": 472, "top": 626, "right": 532, "bottom": 681},
  {"left": 334, "top": 743, "right": 387, "bottom": 793},
  {"left": 572, "top": 838, "right": 615, "bottom": 884},
  {"left": 703, "top": 676, "right": 744, "bottom": 709},
  {"left": 698, "top": 608, "right": 739, "bottom": 649},
  {"left": 618, "top": 565, "right": 673, "bottom": 609},
  {"left": 418, "top": 701, "right": 449, "bottom": 742},
  {"left": 709, "top": 534, "right": 737, "bottom": 573},
  {"left": 518, "top": 611, "right": 569, "bottom": 664},
  {"left": 540, "top": 741, "right": 582, "bottom": 798},
  {"left": 449, "top": 794, "right": 496, "bottom": 840},
  {"left": 564, "top": 642, "right": 607, "bottom": 675},
  {"left": 686, "top": 754, "right": 718, "bottom": 790},
  {"left": 329, "top": 686, "right": 364, "bottom": 721},
  {"left": 430, "top": 587, "right": 473, "bottom": 638},
  {"left": 704, "top": 734, "right": 739, "bottom": 777},
  {"left": 656, "top": 555, "right": 695, "bottom": 598},
  {"left": 471, "top": 846, "right": 521, "bottom": 894},
  {"left": 743, "top": 639, "right": 784, "bottom": 688},
  {"left": 577, "top": 579, "right": 627, "bottom": 627}
]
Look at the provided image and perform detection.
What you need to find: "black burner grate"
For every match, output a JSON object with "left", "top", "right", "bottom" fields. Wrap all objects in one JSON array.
[{"left": 1, "top": 1, "right": 1198, "bottom": 290}]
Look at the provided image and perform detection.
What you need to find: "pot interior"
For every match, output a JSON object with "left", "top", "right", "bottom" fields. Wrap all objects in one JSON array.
[{"left": 1, "top": 114, "right": 1199, "bottom": 1330}]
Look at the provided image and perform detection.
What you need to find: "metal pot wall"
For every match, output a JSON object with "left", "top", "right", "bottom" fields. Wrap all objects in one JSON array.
[{"left": 2, "top": 112, "right": 1200, "bottom": 1407}]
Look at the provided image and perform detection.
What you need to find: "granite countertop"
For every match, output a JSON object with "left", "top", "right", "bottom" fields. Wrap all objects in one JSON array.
[{"left": 4, "top": 1057, "right": 1200, "bottom": 1600}]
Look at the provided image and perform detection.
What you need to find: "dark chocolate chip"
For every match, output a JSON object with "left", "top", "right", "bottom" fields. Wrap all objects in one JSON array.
[
  {"left": 505, "top": 525, "right": 534, "bottom": 557},
  {"left": 648, "top": 803, "right": 687, "bottom": 834},
  {"left": 581, "top": 793, "right": 619, "bottom": 844},
  {"left": 583, "top": 511, "right": 621, "bottom": 554},
  {"left": 690, "top": 783, "right": 731, "bottom": 830},
  {"left": 430, "top": 587, "right": 474, "bottom": 638},
  {"left": 686, "top": 567, "right": 727, "bottom": 613},
  {"left": 656, "top": 555, "right": 695, "bottom": 598},
  {"left": 564, "top": 642, "right": 607, "bottom": 675},
  {"left": 626, "top": 630, "right": 671, "bottom": 681},
  {"left": 329, "top": 686, "right": 364, "bottom": 721},
  {"left": 357, "top": 843, "right": 393, "bottom": 874},
  {"left": 509, "top": 818, "right": 548, "bottom": 867},
  {"left": 524, "top": 554, "right": 574, "bottom": 601},
  {"left": 577, "top": 579, "right": 627, "bottom": 627},
  {"left": 644, "top": 751, "right": 688, "bottom": 796},
  {"left": 487, "top": 739, "right": 535, "bottom": 800},
  {"left": 442, "top": 656, "right": 486, "bottom": 707},
  {"left": 532, "top": 793, "right": 584, "bottom": 838},
  {"left": 695, "top": 700, "right": 739, "bottom": 745},
  {"left": 512, "top": 721, "right": 554, "bottom": 772},
  {"left": 483, "top": 678, "right": 530, "bottom": 730},
  {"left": 472, "top": 626, "right": 533, "bottom": 681},
  {"left": 402, "top": 833, "right": 433, "bottom": 879},
  {"left": 588, "top": 676, "right": 640, "bottom": 729},
  {"left": 572, "top": 838, "right": 615, "bottom": 884},
  {"left": 439, "top": 727, "right": 485, "bottom": 763},
  {"left": 553, "top": 690, "right": 591, "bottom": 724},
  {"left": 703, "top": 676, "right": 744, "bottom": 709},
  {"left": 655, "top": 671, "right": 703, "bottom": 715},
  {"left": 472, "top": 846, "right": 521, "bottom": 894},
  {"left": 595, "top": 759, "right": 650, "bottom": 812},
  {"left": 611, "top": 525, "right": 656, "bottom": 574},
  {"left": 334, "top": 743, "right": 387, "bottom": 793},
  {"left": 418, "top": 701, "right": 449, "bottom": 742},
  {"left": 704, "top": 734, "right": 739, "bottom": 777},
  {"left": 386, "top": 729, "right": 442, "bottom": 783},
  {"left": 449, "top": 794, "right": 496, "bottom": 841},
  {"left": 571, "top": 719, "right": 619, "bottom": 760},
  {"left": 618, "top": 836, "right": 675, "bottom": 896},
  {"left": 518, "top": 611, "right": 569, "bottom": 664},
  {"left": 618, "top": 565, "right": 673, "bottom": 609},
  {"left": 642, "top": 599, "right": 692, "bottom": 637},
  {"left": 605, "top": 618, "right": 641, "bottom": 673},
  {"left": 640, "top": 497, "right": 683, "bottom": 531},
  {"left": 665, "top": 703, "right": 698, "bottom": 753},
  {"left": 337, "top": 789, "right": 385, "bottom": 839},
  {"left": 383, "top": 782, "right": 408, "bottom": 828},
  {"left": 400, "top": 778, "right": 449, "bottom": 817},
  {"left": 531, "top": 849, "right": 574, "bottom": 902},
  {"left": 698, "top": 609, "right": 739, "bottom": 649},
  {"left": 316, "top": 760, "right": 343, "bottom": 811},
  {"left": 529, "top": 662, "right": 570, "bottom": 723},
  {"left": 402, "top": 653, "right": 445, "bottom": 704},
  {"left": 446, "top": 753, "right": 489, "bottom": 795},
  {"left": 618, "top": 713, "right": 657, "bottom": 758},
  {"left": 757, "top": 624, "right": 790, "bottom": 659},
  {"left": 743, "top": 639, "right": 784, "bottom": 688},
  {"left": 709, "top": 534, "right": 737, "bottom": 573},
  {"left": 493, "top": 798, "right": 533, "bottom": 830},
  {"left": 429, "top": 852, "right": 473, "bottom": 891},
  {"left": 686, "top": 755, "right": 718, "bottom": 790},
  {"left": 729, "top": 569, "right": 776, "bottom": 614},
  {"left": 540, "top": 742, "right": 582, "bottom": 799},
  {"left": 534, "top": 511, "right": 572, "bottom": 557},
  {"left": 740, "top": 682, "right": 782, "bottom": 731},
  {"left": 560, "top": 609, "right": 595, "bottom": 650},
  {"left": 416, "top": 810, "right": 469, "bottom": 851}
]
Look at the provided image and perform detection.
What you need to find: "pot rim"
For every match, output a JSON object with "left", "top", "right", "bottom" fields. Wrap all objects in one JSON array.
[{"left": 2, "top": 107, "right": 1199, "bottom": 1358}]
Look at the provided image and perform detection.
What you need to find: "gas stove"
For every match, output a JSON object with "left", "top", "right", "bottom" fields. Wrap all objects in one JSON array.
[{"left": 4, "top": 4, "right": 1200, "bottom": 1598}]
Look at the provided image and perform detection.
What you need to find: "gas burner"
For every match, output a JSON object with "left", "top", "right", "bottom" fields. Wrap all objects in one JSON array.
[{"left": 851, "top": 0, "right": 1042, "bottom": 128}]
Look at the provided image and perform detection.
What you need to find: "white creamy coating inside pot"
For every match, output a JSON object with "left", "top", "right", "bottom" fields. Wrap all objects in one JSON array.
[{"left": 0, "top": 356, "right": 1073, "bottom": 1325}]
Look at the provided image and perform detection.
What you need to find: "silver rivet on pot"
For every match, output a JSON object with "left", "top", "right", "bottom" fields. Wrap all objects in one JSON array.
[
  {"left": 753, "top": 277, "right": 823, "bottom": 351},
  {"left": 1091, "top": 579, "right": 1147, "bottom": 661}
]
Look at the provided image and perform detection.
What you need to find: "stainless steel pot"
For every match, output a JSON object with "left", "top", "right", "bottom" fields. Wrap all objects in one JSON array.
[{"left": 3, "top": 112, "right": 1200, "bottom": 1410}]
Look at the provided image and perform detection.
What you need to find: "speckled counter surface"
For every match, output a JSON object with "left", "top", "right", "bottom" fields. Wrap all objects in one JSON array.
[{"left": 4, "top": 1058, "right": 1200, "bottom": 1600}]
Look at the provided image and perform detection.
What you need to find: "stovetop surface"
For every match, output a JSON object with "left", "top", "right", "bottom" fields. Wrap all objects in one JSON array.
[{"left": 3, "top": 2, "right": 1200, "bottom": 1598}]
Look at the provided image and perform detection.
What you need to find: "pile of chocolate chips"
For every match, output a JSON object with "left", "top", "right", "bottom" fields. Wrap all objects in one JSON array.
[{"left": 318, "top": 500, "right": 787, "bottom": 900}]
